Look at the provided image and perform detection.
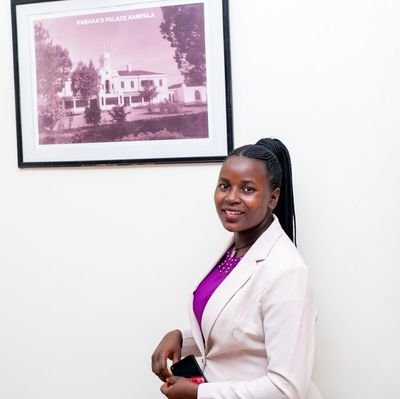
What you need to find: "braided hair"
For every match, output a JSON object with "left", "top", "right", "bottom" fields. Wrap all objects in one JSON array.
[{"left": 228, "top": 138, "right": 296, "bottom": 244}]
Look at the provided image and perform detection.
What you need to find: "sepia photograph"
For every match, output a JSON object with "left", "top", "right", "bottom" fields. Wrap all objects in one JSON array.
[{"left": 12, "top": 0, "right": 232, "bottom": 166}]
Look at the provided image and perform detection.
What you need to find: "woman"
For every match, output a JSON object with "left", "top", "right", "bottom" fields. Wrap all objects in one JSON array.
[{"left": 152, "top": 138, "right": 322, "bottom": 399}]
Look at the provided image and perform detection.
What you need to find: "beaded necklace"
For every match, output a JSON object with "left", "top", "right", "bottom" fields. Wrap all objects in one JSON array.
[{"left": 217, "top": 246, "right": 242, "bottom": 274}]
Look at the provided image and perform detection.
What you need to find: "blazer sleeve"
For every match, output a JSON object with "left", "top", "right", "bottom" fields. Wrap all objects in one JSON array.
[
  {"left": 197, "top": 267, "right": 317, "bottom": 399},
  {"left": 180, "top": 328, "right": 202, "bottom": 357}
]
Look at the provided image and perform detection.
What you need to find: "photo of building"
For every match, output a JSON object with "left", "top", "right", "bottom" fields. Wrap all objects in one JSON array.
[
  {"left": 34, "top": 3, "right": 209, "bottom": 144},
  {"left": 59, "top": 51, "right": 175, "bottom": 113}
]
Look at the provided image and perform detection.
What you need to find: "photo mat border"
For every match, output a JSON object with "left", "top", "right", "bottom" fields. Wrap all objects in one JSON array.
[{"left": 11, "top": 0, "right": 233, "bottom": 167}]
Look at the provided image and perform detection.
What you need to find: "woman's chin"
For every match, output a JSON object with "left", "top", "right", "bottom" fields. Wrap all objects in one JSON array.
[{"left": 221, "top": 221, "right": 241, "bottom": 232}]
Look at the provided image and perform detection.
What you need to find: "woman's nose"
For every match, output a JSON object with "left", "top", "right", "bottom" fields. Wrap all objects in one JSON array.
[{"left": 225, "top": 187, "right": 240, "bottom": 203}]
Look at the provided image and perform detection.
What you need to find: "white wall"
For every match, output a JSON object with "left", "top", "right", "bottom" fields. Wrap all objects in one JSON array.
[{"left": 1, "top": 0, "right": 399, "bottom": 398}]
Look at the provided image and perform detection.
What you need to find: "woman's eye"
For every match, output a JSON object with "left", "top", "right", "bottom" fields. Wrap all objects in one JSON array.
[
  {"left": 218, "top": 183, "right": 229, "bottom": 190},
  {"left": 242, "top": 186, "right": 255, "bottom": 193}
]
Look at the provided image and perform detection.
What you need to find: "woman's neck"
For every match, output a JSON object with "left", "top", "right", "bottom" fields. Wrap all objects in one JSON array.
[{"left": 233, "top": 214, "right": 274, "bottom": 257}]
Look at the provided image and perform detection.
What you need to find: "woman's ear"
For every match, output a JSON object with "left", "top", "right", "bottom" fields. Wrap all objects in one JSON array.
[{"left": 269, "top": 187, "right": 280, "bottom": 210}]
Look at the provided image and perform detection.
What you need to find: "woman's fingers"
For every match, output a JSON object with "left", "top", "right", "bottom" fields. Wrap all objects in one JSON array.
[
  {"left": 152, "top": 351, "right": 171, "bottom": 381},
  {"left": 151, "top": 330, "right": 183, "bottom": 381}
]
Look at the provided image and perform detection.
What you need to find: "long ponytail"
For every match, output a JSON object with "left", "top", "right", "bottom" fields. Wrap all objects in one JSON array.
[{"left": 229, "top": 138, "right": 296, "bottom": 244}]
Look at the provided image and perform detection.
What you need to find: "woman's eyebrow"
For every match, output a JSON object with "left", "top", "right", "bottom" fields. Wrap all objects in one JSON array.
[{"left": 218, "top": 176, "right": 257, "bottom": 184}]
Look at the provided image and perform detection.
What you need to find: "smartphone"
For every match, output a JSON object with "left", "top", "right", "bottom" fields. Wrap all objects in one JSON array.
[{"left": 170, "top": 354, "right": 206, "bottom": 384}]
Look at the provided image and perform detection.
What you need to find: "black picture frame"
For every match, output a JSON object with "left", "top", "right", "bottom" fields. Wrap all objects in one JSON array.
[{"left": 11, "top": 0, "right": 233, "bottom": 167}]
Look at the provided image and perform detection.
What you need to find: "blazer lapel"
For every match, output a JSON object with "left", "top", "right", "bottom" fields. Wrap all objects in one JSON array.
[
  {"left": 187, "top": 238, "right": 234, "bottom": 358},
  {"left": 200, "top": 217, "right": 284, "bottom": 349},
  {"left": 188, "top": 217, "right": 284, "bottom": 356},
  {"left": 200, "top": 252, "right": 257, "bottom": 347}
]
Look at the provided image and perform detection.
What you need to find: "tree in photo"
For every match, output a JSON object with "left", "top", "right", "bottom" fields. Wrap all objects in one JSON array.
[
  {"left": 84, "top": 103, "right": 102, "bottom": 127},
  {"left": 37, "top": 94, "right": 65, "bottom": 133},
  {"left": 160, "top": 4, "right": 206, "bottom": 86},
  {"left": 71, "top": 60, "right": 100, "bottom": 100},
  {"left": 140, "top": 84, "right": 158, "bottom": 113},
  {"left": 108, "top": 105, "right": 128, "bottom": 124},
  {"left": 34, "top": 23, "right": 72, "bottom": 131},
  {"left": 35, "top": 23, "right": 72, "bottom": 98}
]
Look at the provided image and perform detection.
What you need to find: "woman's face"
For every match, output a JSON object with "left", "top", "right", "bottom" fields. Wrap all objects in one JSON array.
[{"left": 214, "top": 156, "right": 280, "bottom": 234}]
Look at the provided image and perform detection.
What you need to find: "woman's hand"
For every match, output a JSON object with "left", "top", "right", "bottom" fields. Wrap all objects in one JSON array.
[
  {"left": 151, "top": 329, "right": 183, "bottom": 381},
  {"left": 160, "top": 376, "right": 199, "bottom": 399}
]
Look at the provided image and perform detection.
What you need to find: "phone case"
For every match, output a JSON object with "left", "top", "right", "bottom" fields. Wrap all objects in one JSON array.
[{"left": 170, "top": 354, "right": 206, "bottom": 383}]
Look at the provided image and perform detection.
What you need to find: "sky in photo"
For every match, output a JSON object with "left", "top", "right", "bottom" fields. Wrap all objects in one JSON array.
[{"left": 36, "top": 5, "right": 183, "bottom": 86}]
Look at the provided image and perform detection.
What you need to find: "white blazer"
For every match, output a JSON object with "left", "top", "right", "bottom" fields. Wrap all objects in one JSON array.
[{"left": 181, "top": 217, "right": 323, "bottom": 399}]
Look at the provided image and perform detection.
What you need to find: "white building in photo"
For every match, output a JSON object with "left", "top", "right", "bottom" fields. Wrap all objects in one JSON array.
[
  {"left": 59, "top": 51, "right": 170, "bottom": 113},
  {"left": 98, "top": 51, "right": 169, "bottom": 110},
  {"left": 168, "top": 82, "right": 207, "bottom": 105}
]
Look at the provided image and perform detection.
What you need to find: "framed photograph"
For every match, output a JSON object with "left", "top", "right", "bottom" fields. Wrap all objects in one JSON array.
[{"left": 11, "top": 0, "right": 233, "bottom": 167}]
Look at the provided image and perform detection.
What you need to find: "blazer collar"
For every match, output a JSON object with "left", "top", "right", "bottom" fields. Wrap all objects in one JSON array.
[{"left": 189, "top": 216, "right": 284, "bottom": 354}]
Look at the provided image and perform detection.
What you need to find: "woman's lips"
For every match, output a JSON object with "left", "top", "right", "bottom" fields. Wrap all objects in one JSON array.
[{"left": 223, "top": 209, "right": 243, "bottom": 222}]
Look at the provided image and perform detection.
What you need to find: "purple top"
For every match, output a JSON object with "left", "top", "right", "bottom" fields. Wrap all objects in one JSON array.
[{"left": 193, "top": 246, "right": 242, "bottom": 327}]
